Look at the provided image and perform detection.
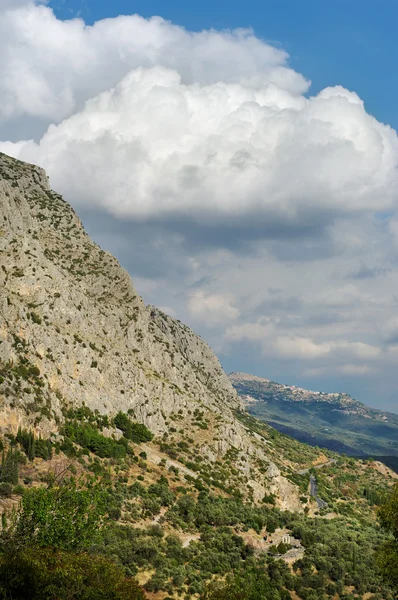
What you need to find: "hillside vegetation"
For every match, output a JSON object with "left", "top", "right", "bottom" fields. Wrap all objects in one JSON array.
[
  {"left": 0, "top": 409, "right": 397, "bottom": 599},
  {"left": 0, "top": 153, "right": 397, "bottom": 599}
]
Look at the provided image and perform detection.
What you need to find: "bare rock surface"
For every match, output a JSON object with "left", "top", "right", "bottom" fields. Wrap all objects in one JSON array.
[{"left": 0, "top": 152, "right": 301, "bottom": 511}]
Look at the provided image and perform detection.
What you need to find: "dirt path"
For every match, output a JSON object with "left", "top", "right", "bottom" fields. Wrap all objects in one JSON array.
[{"left": 179, "top": 532, "right": 201, "bottom": 548}]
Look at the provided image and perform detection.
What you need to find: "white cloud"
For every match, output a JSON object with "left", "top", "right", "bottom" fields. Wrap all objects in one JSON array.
[
  {"left": 339, "top": 364, "right": 373, "bottom": 375},
  {"left": 226, "top": 318, "right": 381, "bottom": 361},
  {"left": 0, "top": 0, "right": 47, "bottom": 8},
  {"left": 0, "top": 4, "right": 306, "bottom": 124},
  {"left": 131, "top": 276, "right": 160, "bottom": 296},
  {"left": 382, "top": 318, "right": 398, "bottom": 344},
  {"left": 388, "top": 219, "right": 398, "bottom": 246},
  {"left": 188, "top": 291, "right": 240, "bottom": 326},
  {"left": 305, "top": 364, "right": 374, "bottom": 377},
  {"left": 275, "top": 337, "right": 381, "bottom": 361},
  {"left": 226, "top": 318, "right": 275, "bottom": 342},
  {"left": 4, "top": 66, "right": 398, "bottom": 231},
  {"left": 1, "top": 5, "right": 397, "bottom": 231},
  {"left": 273, "top": 336, "right": 334, "bottom": 359}
]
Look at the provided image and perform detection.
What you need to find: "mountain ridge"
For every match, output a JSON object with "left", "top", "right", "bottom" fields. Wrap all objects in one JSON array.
[
  {"left": 0, "top": 151, "right": 300, "bottom": 509},
  {"left": 229, "top": 371, "right": 398, "bottom": 458},
  {"left": 229, "top": 371, "right": 396, "bottom": 418}
]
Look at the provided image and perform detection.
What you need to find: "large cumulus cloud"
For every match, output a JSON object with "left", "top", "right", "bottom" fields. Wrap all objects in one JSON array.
[
  {"left": 4, "top": 68, "right": 398, "bottom": 232},
  {"left": 0, "top": 2, "right": 306, "bottom": 125}
]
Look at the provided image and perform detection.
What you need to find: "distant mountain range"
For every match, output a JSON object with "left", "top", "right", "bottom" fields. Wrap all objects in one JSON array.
[{"left": 229, "top": 372, "right": 398, "bottom": 459}]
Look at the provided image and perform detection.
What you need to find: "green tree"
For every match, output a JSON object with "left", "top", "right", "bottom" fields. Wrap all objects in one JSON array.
[
  {"left": 201, "top": 567, "right": 288, "bottom": 599},
  {"left": 0, "top": 547, "right": 145, "bottom": 600},
  {"left": 4, "top": 479, "right": 106, "bottom": 552},
  {"left": 377, "top": 484, "right": 398, "bottom": 590},
  {"left": 0, "top": 448, "right": 19, "bottom": 484},
  {"left": 114, "top": 412, "right": 153, "bottom": 443}
]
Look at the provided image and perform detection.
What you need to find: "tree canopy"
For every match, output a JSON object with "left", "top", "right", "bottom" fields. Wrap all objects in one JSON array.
[{"left": 377, "top": 484, "right": 398, "bottom": 590}]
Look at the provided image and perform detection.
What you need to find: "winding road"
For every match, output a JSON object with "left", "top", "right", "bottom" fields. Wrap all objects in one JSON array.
[
  {"left": 297, "top": 458, "right": 337, "bottom": 475},
  {"left": 296, "top": 459, "right": 337, "bottom": 509}
]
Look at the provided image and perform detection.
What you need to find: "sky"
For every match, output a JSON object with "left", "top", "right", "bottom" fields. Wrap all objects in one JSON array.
[{"left": 1, "top": 0, "right": 398, "bottom": 412}]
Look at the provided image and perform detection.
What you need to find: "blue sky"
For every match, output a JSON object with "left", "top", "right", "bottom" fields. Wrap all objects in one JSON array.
[
  {"left": 2, "top": 0, "right": 398, "bottom": 410},
  {"left": 50, "top": 0, "right": 398, "bottom": 130}
]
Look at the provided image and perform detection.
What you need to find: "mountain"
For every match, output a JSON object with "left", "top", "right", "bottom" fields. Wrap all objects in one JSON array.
[
  {"left": 229, "top": 372, "right": 398, "bottom": 459},
  {"left": 1, "top": 153, "right": 398, "bottom": 599},
  {"left": 0, "top": 152, "right": 302, "bottom": 509}
]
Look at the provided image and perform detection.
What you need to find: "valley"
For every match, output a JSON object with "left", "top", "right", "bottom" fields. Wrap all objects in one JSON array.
[{"left": 229, "top": 372, "right": 398, "bottom": 464}]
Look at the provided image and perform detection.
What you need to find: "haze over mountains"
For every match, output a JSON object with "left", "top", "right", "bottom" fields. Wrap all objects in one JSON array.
[{"left": 230, "top": 372, "right": 398, "bottom": 461}]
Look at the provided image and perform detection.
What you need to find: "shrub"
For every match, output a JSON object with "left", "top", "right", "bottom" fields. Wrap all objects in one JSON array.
[
  {"left": 114, "top": 412, "right": 153, "bottom": 444},
  {"left": 60, "top": 437, "right": 76, "bottom": 457},
  {"left": 0, "top": 449, "right": 19, "bottom": 484},
  {"left": 16, "top": 428, "right": 52, "bottom": 461},
  {"left": 262, "top": 493, "right": 276, "bottom": 505},
  {"left": 63, "top": 422, "right": 126, "bottom": 459},
  {"left": 0, "top": 548, "right": 145, "bottom": 600},
  {"left": 0, "top": 482, "right": 12, "bottom": 498},
  {"left": 6, "top": 481, "right": 106, "bottom": 552},
  {"left": 30, "top": 312, "right": 42, "bottom": 325}
]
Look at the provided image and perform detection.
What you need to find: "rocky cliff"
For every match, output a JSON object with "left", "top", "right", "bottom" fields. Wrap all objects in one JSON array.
[{"left": 0, "top": 152, "right": 301, "bottom": 509}]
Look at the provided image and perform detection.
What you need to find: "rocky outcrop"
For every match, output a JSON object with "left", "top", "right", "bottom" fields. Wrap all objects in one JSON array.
[{"left": 0, "top": 152, "right": 301, "bottom": 510}]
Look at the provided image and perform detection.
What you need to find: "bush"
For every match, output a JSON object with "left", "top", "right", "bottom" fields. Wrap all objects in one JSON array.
[
  {"left": 6, "top": 481, "right": 106, "bottom": 552},
  {"left": 262, "top": 493, "right": 276, "bottom": 505},
  {"left": 0, "top": 482, "right": 12, "bottom": 498},
  {"left": 60, "top": 437, "right": 76, "bottom": 457},
  {"left": 114, "top": 413, "right": 153, "bottom": 444},
  {"left": 63, "top": 422, "right": 126, "bottom": 459},
  {"left": 0, "top": 449, "right": 19, "bottom": 484},
  {"left": 16, "top": 428, "right": 52, "bottom": 461},
  {"left": 0, "top": 548, "right": 145, "bottom": 600},
  {"left": 377, "top": 484, "right": 398, "bottom": 591}
]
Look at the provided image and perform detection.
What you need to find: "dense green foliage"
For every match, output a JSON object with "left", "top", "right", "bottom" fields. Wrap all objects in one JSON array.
[
  {"left": 59, "top": 409, "right": 153, "bottom": 459},
  {"left": 63, "top": 421, "right": 128, "bottom": 458},
  {"left": 5, "top": 480, "right": 106, "bottom": 551},
  {"left": 0, "top": 406, "right": 394, "bottom": 599},
  {"left": 202, "top": 566, "right": 293, "bottom": 600},
  {"left": 0, "top": 480, "right": 145, "bottom": 599},
  {"left": 0, "top": 448, "right": 19, "bottom": 484},
  {"left": 16, "top": 427, "right": 52, "bottom": 461},
  {"left": 377, "top": 484, "right": 398, "bottom": 591},
  {"left": 93, "top": 481, "right": 394, "bottom": 599},
  {"left": 114, "top": 412, "right": 154, "bottom": 443},
  {"left": 0, "top": 548, "right": 145, "bottom": 600}
]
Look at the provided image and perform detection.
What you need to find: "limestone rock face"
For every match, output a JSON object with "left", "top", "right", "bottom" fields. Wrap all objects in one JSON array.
[{"left": 0, "top": 152, "right": 301, "bottom": 511}]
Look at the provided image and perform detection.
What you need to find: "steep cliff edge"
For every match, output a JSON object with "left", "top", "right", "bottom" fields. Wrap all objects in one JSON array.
[{"left": 0, "top": 152, "right": 302, "bottom": 509}]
